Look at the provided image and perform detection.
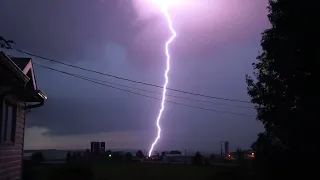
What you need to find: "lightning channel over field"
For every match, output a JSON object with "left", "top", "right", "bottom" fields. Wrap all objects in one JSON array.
[{"left": 148, "top": 2, "right": 177, "bottom": 157}]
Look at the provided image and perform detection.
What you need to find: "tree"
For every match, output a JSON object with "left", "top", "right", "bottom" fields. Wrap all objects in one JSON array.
[
  {"left": 66, "top": 151, "right": 71, "bottom": 162},
  {"left": 161, "top": 151, "right": 166, "bottom": 156},
  {"left": 236, "top": 148, "right": 244, "bottom": 161},
  {"left": 246, "top": 0, "right": 318, "bottom": 178},
  {"left": 209, "top": 153, "right": 215, "bottom": 162},
  {"left": 124, "top": 152, "right": 133, "bottom": 162},
  {"left": 111, "top": 151, "right": 122, "bottom": 162},
  {"left": 106, "top": 150, "right": 112, "bottom": 156},
  {"left": 135, "top": 150, "right": 144, "bottom": 159},
  {"left": 192, "top": 151, "right": 203, "bottom": 166}
]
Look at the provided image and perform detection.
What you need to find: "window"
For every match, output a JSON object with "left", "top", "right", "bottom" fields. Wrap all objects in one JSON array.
[{"left": 0, "top": 100, "right": 17, "bottom": 144}]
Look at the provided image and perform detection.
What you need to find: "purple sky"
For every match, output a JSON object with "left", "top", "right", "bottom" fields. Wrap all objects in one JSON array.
[{"left": 0, "top": 0, "right": 269, "bottom": 153}]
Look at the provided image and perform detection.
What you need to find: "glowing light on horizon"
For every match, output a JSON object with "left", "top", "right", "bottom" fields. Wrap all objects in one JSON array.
[{"left": 148, "top": 0, "right": 177, "bottom": 157}]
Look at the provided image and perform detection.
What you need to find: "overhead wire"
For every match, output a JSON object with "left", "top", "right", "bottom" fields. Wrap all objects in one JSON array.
[
  {"left": 33, "top": 63, "right": 255, "bottom": 117},
  {"left": 15, "top": 49, "right": 251, "bottom": 104},
  {"left": 32, "top": 62, "right": 252, "bottom": 109}
]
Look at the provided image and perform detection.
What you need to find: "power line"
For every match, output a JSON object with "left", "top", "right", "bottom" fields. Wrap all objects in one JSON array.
[
  {"left": 89, "top": 78, "right": 254, "bottom": 109},
  {"left": 33, "top": 63, "right": 252, "bottom": 109},
  {"left": 14, "top": 49, "right": 251, "bottom": 104},
  {"left": 33, "top": 63, "right": 255, "bottom": 117},
  {"left": 32, "top": 63, "right": 252, "bottom": 109}
]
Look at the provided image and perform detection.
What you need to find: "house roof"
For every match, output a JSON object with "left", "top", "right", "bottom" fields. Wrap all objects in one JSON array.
[
  {"left": 11, "top": 57, "right": 31, "bottom": 72},
  {"left": 11, "top": 57, "right": 37, "bottom": 90},
  {"left": 0, "top": 51, "right": 30, "bottom": 85},
  {"left": 0, "top": 51, "right": 46, "bottom": 102}
]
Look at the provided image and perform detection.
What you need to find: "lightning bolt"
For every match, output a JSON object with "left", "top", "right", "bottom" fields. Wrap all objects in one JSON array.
[{"left": 148, "top": 4, "right": 177, "bottom": 157}]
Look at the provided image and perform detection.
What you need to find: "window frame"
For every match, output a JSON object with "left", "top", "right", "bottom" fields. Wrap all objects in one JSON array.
[{"left": 0, "top": 100, "right": 17, "bottom": 145}]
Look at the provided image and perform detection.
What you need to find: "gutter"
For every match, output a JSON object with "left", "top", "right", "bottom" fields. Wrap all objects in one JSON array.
[
  {"left": 0, "top": 89, "right": 46, "bottom": 110},
  {"left": 25, "top": 90, "right": 47, "bottom": 110},
  {"left": 25, "top": 101, "right": 44, "bottom": 110}
]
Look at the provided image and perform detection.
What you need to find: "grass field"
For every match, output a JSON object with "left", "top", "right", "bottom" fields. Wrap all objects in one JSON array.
[{"left": 25, "top": 162, "right": 255, "bottom": 180}]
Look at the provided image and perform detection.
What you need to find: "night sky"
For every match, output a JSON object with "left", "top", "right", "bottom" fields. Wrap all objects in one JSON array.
[{"left": 0, "top": 0, "right": 269, "bottom": 152}]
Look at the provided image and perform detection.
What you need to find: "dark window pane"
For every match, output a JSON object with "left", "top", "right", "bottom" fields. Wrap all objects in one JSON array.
[
  {"left": 1, "top": 101, "right": 16, "bottom": 143},
  {"left": 1, "top": 103, "right": 5, "bottom": 142},
  {"left": 6, "top": 106, "right": 13, "bottom": 141}
]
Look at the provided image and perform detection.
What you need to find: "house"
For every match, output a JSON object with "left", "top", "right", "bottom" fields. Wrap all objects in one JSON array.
[{"left": 0, "top": 51, "right": 47, "bottom": 180}]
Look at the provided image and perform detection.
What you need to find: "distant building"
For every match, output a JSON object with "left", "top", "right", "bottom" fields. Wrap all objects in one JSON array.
[
  {"left": 90, "top": 141, "right": 105, "bottom": 153},
  {"left": 100, "top": 142, "right": 106, "bottom": 153}
]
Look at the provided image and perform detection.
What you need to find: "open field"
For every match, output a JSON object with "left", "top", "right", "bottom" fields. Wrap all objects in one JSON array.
[{"left": 24, "top": 162, "right": 256, "bottom": 180}]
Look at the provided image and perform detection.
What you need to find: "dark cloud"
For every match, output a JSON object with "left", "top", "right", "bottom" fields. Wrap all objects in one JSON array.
[
  {"left": 27, "top": 95, "right": 160, "bottom": 135},
  {"left": 0, "top": 0, "right": 136, "bottom": 62}
]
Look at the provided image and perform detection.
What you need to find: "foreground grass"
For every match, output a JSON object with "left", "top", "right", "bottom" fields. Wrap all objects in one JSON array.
[
  {"left": 95, "top": 163, "right": 215, "bottom": 180},
  {"left": 24, "top": 162, "right": 255, "bottom": 180}
]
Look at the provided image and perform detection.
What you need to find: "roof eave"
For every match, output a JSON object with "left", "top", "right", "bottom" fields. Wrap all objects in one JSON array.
[
  {"left": 0, "top": 52, "right": 30, "bottom": 84},
  {"left": 17, "top": 89, "right": 47, "bottom": 102}
]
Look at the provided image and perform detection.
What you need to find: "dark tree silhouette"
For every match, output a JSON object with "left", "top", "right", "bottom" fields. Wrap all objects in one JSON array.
[
  {"left": 209, "top": 153, "right": 215, "bottom": 162},
  {"left": 192, "top": 151, "right": 203, "bottom": 166},
  {"left": 124, "top": 152, "right": 133, "bottom": 162},
  {"left": 111, "top": 151, "right": 122, "bottom": 162},
  {"left": 135, "top": 150, "right": 144, "bottom": 159},
  {"left": 246, "top": 0, "right": 318, "bottom": 179},
  {"left": 236, "top": 148, "right": 244, "bottom": 161},
  {"left": 161, "top": 151, "right": 166, "bottom": 156},
  {"left": 106, "top": 150, "right": 112, "bottom": 156},
  {"left": 66, "top": 151, "right": 71, "bottom": 162}
]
